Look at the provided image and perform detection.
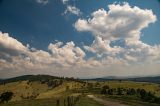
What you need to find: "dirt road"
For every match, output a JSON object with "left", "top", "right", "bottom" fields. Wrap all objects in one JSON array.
[{"left": 87, "top": 95, "right": 129, "bottom": 106}]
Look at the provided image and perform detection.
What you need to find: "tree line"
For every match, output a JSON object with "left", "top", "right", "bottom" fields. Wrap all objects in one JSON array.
[{"left": 101, "top": 85, "right": 160, "bottom": 104}]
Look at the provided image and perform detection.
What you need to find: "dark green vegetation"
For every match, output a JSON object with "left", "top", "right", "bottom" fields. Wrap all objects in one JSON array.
[
  {"left": 0, "top": 92, "right": 13, "bottom": 103},
  {"left": 101, "top": 85, "right": 160, "bottom": 104},
  {"left": 0, "top": 75, "right": 160, "bottom": 106}
]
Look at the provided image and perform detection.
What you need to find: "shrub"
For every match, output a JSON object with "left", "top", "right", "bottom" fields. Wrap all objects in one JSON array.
[
  {"left": 107, "top": 89, "right": 114, "bottom": 95},
  {"left": 127, "top": 88, "right": 136, "bottom": 95},
  {"left": 117, "top": 88, "right": 123, "bottom": 95},
  {"left": 101, "top": 85, "right": 109, "bottom": 94},
  {"left": 0, "top": 92, "right": 14, "bottom": 103}
]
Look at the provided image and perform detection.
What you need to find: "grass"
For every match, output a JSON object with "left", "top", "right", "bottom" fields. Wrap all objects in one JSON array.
[
  {"left": 0, "top": 80, "right": 84, "bottom": 101},
  {"left": 37, "top": 81, "right": 84, "bottom": 99},
  {"left": 0, "top": 98, "right": 57, "bottom": 106},
  {"left": 75, "top": 96, "right": 103, "bottom": 106},
  {"left": 96, "top": 94, "right": 160, "bottom": 106},
  {"left": 0, "top": 95, "right": 102, "bottom": 106},
  {"left": 0, "top": 81, "right": 49, "bottom": 101}
]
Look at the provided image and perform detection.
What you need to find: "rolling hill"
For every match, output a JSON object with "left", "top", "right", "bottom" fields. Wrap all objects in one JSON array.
[{"left": 0, "top": 75, "right": 60, "bottom": 84}]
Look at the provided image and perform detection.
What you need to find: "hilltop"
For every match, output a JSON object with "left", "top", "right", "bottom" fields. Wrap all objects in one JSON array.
[{"left": 0, "top": 75, "right": 61, "bottom": 84}]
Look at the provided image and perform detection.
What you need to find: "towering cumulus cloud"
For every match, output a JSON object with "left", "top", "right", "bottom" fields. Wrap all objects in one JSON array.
[
  {"left": 75, "top": 3, "right": 156, "bottom": 40},
  {"left": 75, "top": 3, "right": 160, "bottom": 64},
  {"left": 0, "top": 3, "right": 160, "bottom": 78}
]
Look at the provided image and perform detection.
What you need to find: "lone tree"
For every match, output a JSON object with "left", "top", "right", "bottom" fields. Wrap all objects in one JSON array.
[{"left": 0, "top": 92, "right": 13, "bottom": 103}]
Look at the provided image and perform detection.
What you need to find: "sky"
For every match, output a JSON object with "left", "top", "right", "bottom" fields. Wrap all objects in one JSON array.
[{"left": 0, "top": 0, "right": 160, "bottom": 78}]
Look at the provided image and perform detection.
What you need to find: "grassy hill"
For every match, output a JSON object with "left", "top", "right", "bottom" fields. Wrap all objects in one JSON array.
[
  {"left": 0, "top": 75, "right": 98, "bottom": 106},
  {"left": 0, "top": 75, "right": 60, "bottom": 84},
  {"left": 0, "top": 75, "right": 85, "bottom": 101}
]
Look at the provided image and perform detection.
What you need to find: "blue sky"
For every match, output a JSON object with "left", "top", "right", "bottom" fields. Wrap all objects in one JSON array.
[
  {"left": 0, "top": 0, "right": 160, "bottom": 78},
  {"left": 0, "top": 0, "right": 160, "bottom": 50}
]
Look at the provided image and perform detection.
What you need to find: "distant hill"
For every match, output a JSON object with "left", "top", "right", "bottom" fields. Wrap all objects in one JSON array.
[
  {"left": 126, "top": 76, "right": 160, "bottom": 83},
  {"left": 0, "top": 75, "right": 84, "bottom": 85},
  {"left": 0, "top": 75, "right": 60, "bottom": 84},
  {"left": 1, "top": 75, "right": 160, "bottom": 84},
  {"left": 87, "top": 76, "right": 160, "bottom": 83}
]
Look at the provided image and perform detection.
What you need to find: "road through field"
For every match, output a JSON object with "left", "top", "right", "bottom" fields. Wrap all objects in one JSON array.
[{"left": 87, "top": 95, "right": 129, "bottom": 106}]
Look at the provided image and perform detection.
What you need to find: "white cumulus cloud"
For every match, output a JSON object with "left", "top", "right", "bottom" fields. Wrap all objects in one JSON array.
[
  {"left": 64, "top": 5, "right": 82, "bottom": 16},
  {"left": 0, "top": 32, "right": 92, "bottom": 78},
  {"left": 61, "top": 0, "right": 69, "bottom": 4},
  {"left": 75, "top": 3, "right": 156, "bottom": 40},
  {"left": 75, "top": 3, "right": 160, "bottom": 65},
  {"left": 35, "top": 0, "right": 49, "bottom": 5},
  {"left": 0, "top": 32, "right": 28, "bottom": 56}
]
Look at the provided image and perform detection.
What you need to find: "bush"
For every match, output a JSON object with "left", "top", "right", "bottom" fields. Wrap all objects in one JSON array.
[
  {"left": 101, "top": 85, "right": 109, "bottom": 94},
  {"left": 139, "top": 89, "right": 147, "bottom": 99},
  {"left": 117, "top": 88, "right": 123, "bottom": 95},
  {"left": 0, "top": 92, "right": 13, "bottom": 103},
  {"left": 126, "top": 88, "right": 136, "bottom": 95},
  {"left": 107, "top": 89, "right": 114, "bottom": 95}
]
